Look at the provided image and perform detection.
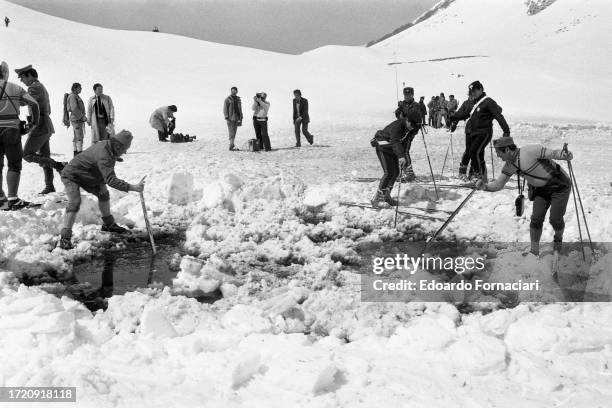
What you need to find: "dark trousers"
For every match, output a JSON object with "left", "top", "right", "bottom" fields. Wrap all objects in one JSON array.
[
  {"left": 96, "top": 117, "right": 110, "bottom": 141},
  {"left": 459, "top": 133, "right": 471, "bottom": 175},
  {"left": 253, "top": 117, "right": 262, "bottom": 144},
  {"left": 294, "top": 119, "right": 313, "bottom": 146},
  {"left": 376, "top": 147, "right": 399, "bottom": 191},
  {"left": 530, "top": 184, "right": 571, "bottom": 232},
  {"left": 258, "top": 120, "right": 271, "bottom": 151},
  {"left": 468, "top": 132, "right": 492, "bottom": 179},
  {"left": 23, "top": 133, "right": 55, "bottom": 187},
  {"left": 0, "top": 127, "right": 23, "bottom": 173},
  {"left": 158, "top": 130, "right": 168, "bottom": 141}
]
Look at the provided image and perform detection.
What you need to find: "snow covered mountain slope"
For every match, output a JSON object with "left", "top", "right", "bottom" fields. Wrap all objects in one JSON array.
[{"left": 369, "top": 0, "right": 612, "bottom": 121}]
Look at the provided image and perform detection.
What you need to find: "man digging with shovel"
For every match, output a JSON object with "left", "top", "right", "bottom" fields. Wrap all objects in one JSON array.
[{"left": 57, "top": 130, "right": 145, "bottom": 250}]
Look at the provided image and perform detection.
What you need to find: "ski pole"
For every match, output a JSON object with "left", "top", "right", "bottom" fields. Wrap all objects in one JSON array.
[
  {"left": 563, "top": 144, "right": 594, "bottom": 260},
  {"left": 440, "top": 143, "right": 450, "bottom": 182},
  {"left": 490, "top": 142, "right": 495, "bottom": 180},
  {"left": 139, "top": 176, "right": 157, "bottom": 255},
  {"left": 420, "top": 127, "right": 439, "bottom": 199},
  {"left": 423, "top": 188, "right": 477, "bottom": 252},
  {"left": 394, "top": 166, "right": 404, "bottom": 228},
  {"left": 450, "top": 132, "right": 455, "bottom": 179}
]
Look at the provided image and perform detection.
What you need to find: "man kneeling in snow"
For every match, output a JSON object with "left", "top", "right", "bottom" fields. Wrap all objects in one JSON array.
[
  {"left": 57, "top": 130, "right": 145, "bottom": 250},
  {"left": 476, "top": 137, "right": 573, "bottom": 256}
]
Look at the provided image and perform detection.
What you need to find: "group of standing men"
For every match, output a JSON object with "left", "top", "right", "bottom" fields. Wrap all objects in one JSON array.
[
  {"left": 222, "top": 87, "right": 314, "bottom": 151},
  {"left": 426, "top": 93, "right": 458, "bottom": 129}
]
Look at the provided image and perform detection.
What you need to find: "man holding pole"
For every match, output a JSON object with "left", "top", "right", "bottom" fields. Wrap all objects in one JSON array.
[
  {"left": 475, "top": 137, "right": 573, "bottom": 256},
  {"left": 57, "top": 130, "right": 145, "bottom": 250},
  {"left": 394, "top": 86, "right": 422, "bottom": 182}
]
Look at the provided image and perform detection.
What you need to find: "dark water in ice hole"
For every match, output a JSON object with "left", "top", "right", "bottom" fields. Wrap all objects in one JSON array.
[{"left": 66, "top": 231, "right": 222, "bottom": 310}]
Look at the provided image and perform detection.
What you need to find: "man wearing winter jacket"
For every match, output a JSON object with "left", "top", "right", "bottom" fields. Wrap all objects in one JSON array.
[
  {"left": 292, "top": 89, "right": 314, "bottom": 147},
  {"left": 427, "top": 96, "right": 436, "bottom": 126},
  {"left": 371, "top": 116, "right": 414, "bottom": 208},
  {"left": 149, "top": 105, "right": 177, "bottom": 142},
  {"left": 252, "top": 92, "right": 271, "bottom": 151},
  {"left": 57, "top": 130, "right": 145, "bottom": 250},
  {"left": 394, "top": 87, "right": 422, "bottom": 181},
  {"left": 87, "top": 83, "right": 114, "bottom": 144},
  {"left": 65, "top": 82, "right": 87, "bottom": 156},
  {"left": 16, "top": 65, "right": 64, "bottom": 195},
  {"left": 223, "top": 87, "right": 243, "bottom": 150},
  {"left": 418, "top": 96, "right": 427, "bottom": 126},
  {"left": 450, "top": 80, "right": 510, "bottom": 181},
  {"left": 0, "top": 61, "right": 40, "bottom": 210}
]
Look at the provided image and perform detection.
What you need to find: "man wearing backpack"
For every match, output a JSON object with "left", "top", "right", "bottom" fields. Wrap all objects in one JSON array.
[
  {"left": 476, "top": 137, "right": 573, "bottom": 256},
  {"left": 450, "top": 80, "right": 510, "bottom": 181},
  {"left": 64, "top": 83, "right": 87, "bottom": 156},
  {"left": 16, "top": 65, "right": 65, "bottom": 195},
  {"left": 0, "top": 61, "right": 41, "bottom": 210},
  {"left": 394, "top": 87, "right": 422, "bottom": 182}
]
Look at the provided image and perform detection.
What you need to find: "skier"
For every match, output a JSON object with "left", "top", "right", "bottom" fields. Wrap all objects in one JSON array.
[
  {"left": 0, "top": 61, "right": 41, "bottom": 210},
  {"left": 292, "top": 89, "right": 314, "bottom": 147},
  {"left": 449, "top": 80, "right": 510, "bottom": 181},
  {"left": 64, "top": 83, "right": 87, "bottom": 156},
  {"left": 223, "top": 87, "right": 242, "bottom": 150},
  {"left": 87, "top": 83, "right": 115, "bottom": 144},
  {"left": 451, "top": 95, "right": 474, "bottom": 180},
  {"left": 394, "top": 87, "right": 422, "bottom": 181},
  {"left": 16, "top": 65, "right": 65, "bottom": 195},
  {"left": 476, "top": 137, "right": 573, "bottom": 256},
  {"left": 149, "top": 105, "right": 177, "bottom": 142},
  {"left": 57, "top": 130, "right": 145, "bottom": 250},
  {"left": 371, "top": 113, "right": 420, "bottom": 208}
]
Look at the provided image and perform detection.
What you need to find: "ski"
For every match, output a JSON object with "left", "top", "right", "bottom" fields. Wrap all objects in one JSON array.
[{"left": 339, "top": 202, "right": 445, "bottom": 221}]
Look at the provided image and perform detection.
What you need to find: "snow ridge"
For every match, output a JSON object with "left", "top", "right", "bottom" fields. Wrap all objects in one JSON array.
[
  {"left": 366, "top": 0, "right": 456, "bottom": 47},
  {"left": 525, "top": 0, "right": 558, "bottom": 15}
]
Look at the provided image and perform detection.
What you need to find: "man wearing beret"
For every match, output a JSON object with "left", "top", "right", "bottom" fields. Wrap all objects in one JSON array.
[
  {"left": 16, "top": 65, "right": 65, "bottom": 194},
  {"left": 57, "top": 130, "right": 145, "bottom": 250},
  {"left": 476, "top": 137, "right": 573, "bottom": 256},
  {"left": 450, "top": 80, "right": 511, "bottom": 181}
]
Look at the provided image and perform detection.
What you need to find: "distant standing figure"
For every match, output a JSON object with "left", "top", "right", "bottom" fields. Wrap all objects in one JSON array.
[
  {"left": 65, "top": 83, "right": 87, "bottom": 156},
  {"left": 252, "top": 92, "right": 271, "bottom": 151},
  {"left": 437, "top": 93, "right": 448, "bottom": 129},
  {"left": 152, "top": 26, "right": 159, "bottom": 32},
  {"left": 4, "top": 17, "right": 9, "bottom": 27},
  {"left": 292, "top": 89, "right": 314, "bottom": 147},
  {"left": 16, "top": 65, "right": 64, "bottom": 195},
  {"left": 150, "top": 105, "right": 177, "bottom": 142},
  {"left": 427, "top": 96, "right": 435, "bottom": 127},
  {"left": 87, "top": 83, "right": 115, "bottom": 144},
  {"left": 223, "top": 87, "right": 243, "bottom": 150},
  {"left": 418, "top": 96, "right": 427, "bottom": 125}
]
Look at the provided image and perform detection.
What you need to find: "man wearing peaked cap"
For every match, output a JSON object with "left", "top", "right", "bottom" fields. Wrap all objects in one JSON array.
[
  {"left": 57, "top": 129, "right": 145, "bottom": 250},
  {"left": 449, "top": 80, "right": 510, "bottom": 181},
  {"left": 476, "top": 137, "right": 574, "bottom": 257}
]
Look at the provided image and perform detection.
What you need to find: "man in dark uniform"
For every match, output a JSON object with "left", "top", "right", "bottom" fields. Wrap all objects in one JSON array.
[
  {"left": 450, "top": 80, "right": 510, "bottom": 181},
  {"left": 292, "top": 89, "right": 314, "bottom": 147},
  {"left": 394, "top": 87, "right": 422, "bottom": 181},
  {"left": 16, "top": 65, "right": 64, "bottom": 194},
  {"left": 418, "top": 96, "right": 427, "bottom": 126}
]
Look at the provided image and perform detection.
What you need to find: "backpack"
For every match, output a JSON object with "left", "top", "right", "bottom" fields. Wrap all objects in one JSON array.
[{"left": 62, "top": 93, "right": 69, "bottom": 127}]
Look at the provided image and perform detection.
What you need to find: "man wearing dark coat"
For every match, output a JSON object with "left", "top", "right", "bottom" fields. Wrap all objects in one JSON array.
[{"left": 292, "top": 89, "right": 314, "bottom": 147}]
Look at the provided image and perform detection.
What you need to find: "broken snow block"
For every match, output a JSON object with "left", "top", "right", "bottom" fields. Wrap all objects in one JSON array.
[
  {"left": 168, "top": 172, "right": 194, "bottom": 205},
  {"left": 140, "top": 305, "right": 178, "bottom": 339}
]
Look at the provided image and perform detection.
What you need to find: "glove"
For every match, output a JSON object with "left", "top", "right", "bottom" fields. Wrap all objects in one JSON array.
[
  {"left": 398, "top": 157, "right": 407, "bottom": 169},
  {"left": 561, "top": 150, "right": 573, "bottom": 161},
  {"left": 450, "top": 121, "right": 457, "bottom": 132}
]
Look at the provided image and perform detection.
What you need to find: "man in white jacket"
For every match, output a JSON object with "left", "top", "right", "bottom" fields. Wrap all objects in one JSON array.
[{"left": 87, "top": 83, "right": 114, "bottom": 144}]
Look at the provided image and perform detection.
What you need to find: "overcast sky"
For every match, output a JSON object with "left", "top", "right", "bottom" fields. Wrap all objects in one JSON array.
[{"left": 8, "top": 0, "right": 437, "bottom": 54}]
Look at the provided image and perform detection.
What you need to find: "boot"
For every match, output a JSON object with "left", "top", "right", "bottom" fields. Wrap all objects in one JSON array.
[
  {"left": 40, "top": 166, "right": 55, "bottom": 194},
  {"left": 57, "top": 228, "right": 73, "bottom": 250},
  {"left": 383, "top": 188, "right": 399, "bottom": 207},
  {"left": 553, "top": 228, "right": 564, "bottom": 253},
  {"left": 52, "top": 161, "right": 67, "bottom": 173},
  {"left": 402, "top": 165, "right": 416, "bottom": 182},
  {"left": 101, "top": 223, "right": 129, "bottom": 234},
  {"left": 458, "top": 165, "right": 468, "bottom": 180},
  {"left": 371, "top": 189, "right": 387, "bottom": 208}
]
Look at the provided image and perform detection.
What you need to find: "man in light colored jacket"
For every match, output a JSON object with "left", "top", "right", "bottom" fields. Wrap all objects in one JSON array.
[
  {"left": 223, "top": 87, "right": 243, "bottom": 150},
  {"left": 0, "top": 61, "right": 40, "bottom": 210},
  {"left": 252, "top": 92, "right": 271, "bottom": 151},
  {"left": 65, "top": 82, "right": 87, "bottom": 156},
  {"left": 149, "top": 105, "right": 177, "bottom": 142},
  {"left": 87, "top": 83, "right": 114, "bottom": 144}
]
